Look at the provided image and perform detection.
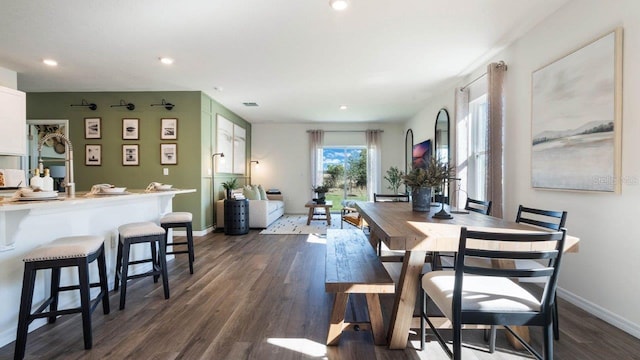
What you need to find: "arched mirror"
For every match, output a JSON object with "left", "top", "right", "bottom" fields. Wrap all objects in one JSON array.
[
  {"left": 404, "top": 129, "right": 413, "bottom": 194},
  {"left": 434, "top": 108, "right": 449, "bottom": 202}
]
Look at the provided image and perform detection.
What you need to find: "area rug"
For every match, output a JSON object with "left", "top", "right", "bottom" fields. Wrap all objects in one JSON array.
[{"left": 259, "top": 214, "right": 355, "bottom": 235}]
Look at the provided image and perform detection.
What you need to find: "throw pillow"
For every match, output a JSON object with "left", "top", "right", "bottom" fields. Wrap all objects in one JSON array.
[
  {"left": 257, "top": 184, "right": 268, "bottom": 200},
  {"left": 243, "top": 185, "right": 260, "bottom": 200}
]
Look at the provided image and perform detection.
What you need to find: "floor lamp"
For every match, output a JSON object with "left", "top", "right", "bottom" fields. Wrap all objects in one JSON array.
[{"left": 212, "top": 152, "right": 224, "bottom": 228}]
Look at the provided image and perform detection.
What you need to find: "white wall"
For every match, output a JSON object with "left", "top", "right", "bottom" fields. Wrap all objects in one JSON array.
[
  {"left": 0, "top": 66, "right": 17, "bottom": 89},
  {"left": 405, "top": 0, "right": 640, "bottom": 338},
  {"left": 251, "top": 122, "right": 404, "bottom": 214}
]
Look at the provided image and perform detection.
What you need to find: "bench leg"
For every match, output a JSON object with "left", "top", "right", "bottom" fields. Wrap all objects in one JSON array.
[
  {"left": 366, "top": 293, "right": 386, "bottom": 345},
  {"left": 327, "top": 293, "right": 349, "bottom": 346}
]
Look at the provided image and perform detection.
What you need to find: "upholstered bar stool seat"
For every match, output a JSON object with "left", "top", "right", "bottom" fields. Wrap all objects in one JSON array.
[
  {"left": 15, "top": 235, "right": 110, "bottom": 360},
  {"left": 160, "top": 212, "right": 195, "bottom": 274},
  {"left": 114, "top": 222, "right": 169, "bottom": 310}
]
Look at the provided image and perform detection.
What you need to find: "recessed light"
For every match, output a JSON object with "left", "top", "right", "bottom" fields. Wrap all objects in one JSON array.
[
  {"left": 42, "top": 59, "right": 58, "bottom": 67},
  {"left": 329, "top": 0, "right": 349, "bottom": 11},
  {"left": 159, "top": 57, "right": 174, "bottom": 65},
  {"left": 339, "top": 105, "right": 348, "bottom": 110}
]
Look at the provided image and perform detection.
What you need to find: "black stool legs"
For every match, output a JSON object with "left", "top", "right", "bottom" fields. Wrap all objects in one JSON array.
[
  {"left": 15, "top": 242, "right": 109, "bottom": 360},
  {"left": 114, "top": 233, "right": 169, "bottom": 310},
  {"left": 161, "top": 221, "right": 195, "bottom": 274}
]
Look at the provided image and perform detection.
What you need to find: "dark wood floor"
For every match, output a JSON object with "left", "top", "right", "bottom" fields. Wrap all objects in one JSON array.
[{"left": 1, "top": 230, "right": 638, "bottom": 359}]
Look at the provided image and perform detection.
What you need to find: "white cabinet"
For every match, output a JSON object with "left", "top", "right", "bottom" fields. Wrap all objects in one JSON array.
[{"left": 0, "top": 86, "right": 26, "bottom": 155}]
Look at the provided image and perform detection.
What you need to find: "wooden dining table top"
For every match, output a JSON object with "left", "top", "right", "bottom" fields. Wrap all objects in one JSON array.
[{"left": 356, "top": 201, "right": 579, "bottom": 253}]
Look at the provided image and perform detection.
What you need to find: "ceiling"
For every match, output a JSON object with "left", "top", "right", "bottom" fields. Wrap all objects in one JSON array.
[{"left": 0, "top": 0, "right": 570, "bottom": 124}]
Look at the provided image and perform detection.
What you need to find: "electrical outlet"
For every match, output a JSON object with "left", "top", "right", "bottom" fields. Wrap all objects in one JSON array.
[{"left": 163, "top": 168, "right": 169, "bottom": 176}]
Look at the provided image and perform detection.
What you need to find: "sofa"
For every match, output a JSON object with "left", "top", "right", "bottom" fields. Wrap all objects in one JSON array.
[{"left": 216, "top": 193, "right": 285, "bottom": 229}]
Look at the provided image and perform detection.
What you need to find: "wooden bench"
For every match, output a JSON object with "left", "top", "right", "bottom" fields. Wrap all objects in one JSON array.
[{"left": 325, "top": 229, "right": 395, "bottom": 346}]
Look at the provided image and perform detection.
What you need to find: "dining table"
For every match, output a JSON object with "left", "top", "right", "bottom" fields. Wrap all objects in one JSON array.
[{"left": 355, "top": 201, "right": 580, "bottom": 350}]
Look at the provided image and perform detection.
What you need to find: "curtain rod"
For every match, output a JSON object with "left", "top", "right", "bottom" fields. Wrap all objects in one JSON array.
[
  {"left": 460, "top": 72, "right": 487, "bottom": 90},
  {"left": 306, "top": 129, "right": 384, "bottom": 133},
  {"left": 460, "top": 60, "right": 507, "bottom": 90}
]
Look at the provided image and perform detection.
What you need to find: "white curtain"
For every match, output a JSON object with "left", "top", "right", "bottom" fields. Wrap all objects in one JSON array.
[
  {"left": 309, "top": 130, "right": 324, "bottom": 198},
  {"left": 366, "top": 130, "right": 382, "bottom": 201},
  {"left": 454, "top": 61, "right": 507, "bottom": 218}
]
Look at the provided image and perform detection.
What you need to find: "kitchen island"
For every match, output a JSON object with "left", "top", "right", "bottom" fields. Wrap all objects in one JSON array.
[{"left": 0, "top": 188, "right": 195, "bottom": 347}]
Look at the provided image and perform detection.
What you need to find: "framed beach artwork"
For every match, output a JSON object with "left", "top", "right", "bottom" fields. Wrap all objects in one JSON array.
[
  {"left": 412, "top": 139, "right": 432, "bottom": 170},
  {"left": 122, "top": 144, "right": 139, "bottom": 166},
  {"left": 161, "top": 118, "right": 178, "bottom": 140},
  {"left": 216, "top": 114, "right": 234, "bottom": 173},
  {"left": 233, "top": 124, "right": 246, "bottom": 174},
  {"left": 84, "top": 118, "right": 101, "bottom": 139},
  {"left": 122, "top": 118, "right": 139, "bottom": 140},
  {"left": 531, "top": 28, "right": 622, "bottom": 193},
  {"left": 160, "top": 143, "right": 178, "bottom": 165},
  {"left": 85, "top": 145, "right": 101, "bottom": 166}
]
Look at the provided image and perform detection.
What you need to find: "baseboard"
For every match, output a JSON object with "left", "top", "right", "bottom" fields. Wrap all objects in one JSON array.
[
  {"left": 172, "top": 226, "right": 213, "bottom": 237},
  {"left": 557, "top": 286, "right": 640, "bottom": 339}
]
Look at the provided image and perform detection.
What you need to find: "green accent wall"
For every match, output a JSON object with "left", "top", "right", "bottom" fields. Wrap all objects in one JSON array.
[{"left": 26, "top": 91, "right": 251, "bottom": 231}]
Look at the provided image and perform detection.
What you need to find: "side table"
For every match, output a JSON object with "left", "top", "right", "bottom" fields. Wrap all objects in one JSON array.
[
  {"left": 224, "top": 199, "right": 249, "bottom": 235},
  {"left": 305, "top": 200, "right": 333, "bottom": 225}
]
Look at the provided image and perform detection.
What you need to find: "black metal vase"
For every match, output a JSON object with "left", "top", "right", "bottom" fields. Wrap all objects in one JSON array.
[
  {"left": 411, "top": 187, "right": 431, "bottom": 212},
  {"left": 316, "top": 192, "right": 326, "bottom": 204}
]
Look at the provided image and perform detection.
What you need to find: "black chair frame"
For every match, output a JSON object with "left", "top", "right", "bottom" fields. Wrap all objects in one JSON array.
[
  {"left": 422, "top": 227, "right": 566, "bottom": 360},
  {"left": 516, "top": 204, "right": 567, "bottom": 340}
]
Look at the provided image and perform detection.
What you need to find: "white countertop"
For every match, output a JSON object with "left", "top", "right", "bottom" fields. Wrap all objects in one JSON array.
[{"left": 0, "top": 188, "right": 196, "bottom": 212}]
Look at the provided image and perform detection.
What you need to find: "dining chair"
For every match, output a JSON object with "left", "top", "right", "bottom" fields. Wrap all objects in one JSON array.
[
  {"left": 432, "top": 197, "right": 493, "bottom": 270},
  {"left": 515, "top": 205, "right": 567, "bottom": 340},
  {"left": 465, "top": 197, "right": 493, "bottom": 215},
  {"left": 340, "top": 205, "right": 366, "bottom": 229},
  {"left": 421, "top": 227, "right": 567, "bottom": 360}
]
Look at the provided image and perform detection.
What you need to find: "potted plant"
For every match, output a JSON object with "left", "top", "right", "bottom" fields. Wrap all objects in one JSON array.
[
  {"left": 312, "top": 183, "right": 330, "bottom": 204},
  {"left": 221, "top": 178, "right": 238, "bottom": 199},
  {"left": 403, "top": 157, "right": 453, "bottom": 212},
  {"left": 384, "top": 166, "right": 404, "bottom": 195}
]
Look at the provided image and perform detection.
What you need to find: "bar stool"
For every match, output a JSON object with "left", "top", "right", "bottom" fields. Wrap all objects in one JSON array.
[
  {"left": 160, "top": 212, "right": 194, "bottom": 274},
  {"left": 114, "top": 222, "right": 169, "bottom": 310},
  {"left": 15, "top": 236, "right": 110, "bottom": 360}
]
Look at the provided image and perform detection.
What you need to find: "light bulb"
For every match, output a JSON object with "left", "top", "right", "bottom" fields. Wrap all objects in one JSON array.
[{"left": 329, "top": 0, "right": 348, "bottom": 11}]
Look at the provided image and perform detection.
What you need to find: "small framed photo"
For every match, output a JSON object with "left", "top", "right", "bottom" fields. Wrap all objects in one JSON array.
[
  {"left": 161, "top": 118, "right": 178, "bottom": 140},
  {"left": 122, "top": 144, "right": 139, "bottom": 166},
  {"left": 85, "top": 145, "right": 101, "bottom": 166},
  {"left": 160, "top": 143, "right": 178, "bottom": 165},
  {"left": 122, "top": 118, "right": 139, "bottom": 140},
  {"left": 84, "top": 118, "right": 101, "bottom": 139}
]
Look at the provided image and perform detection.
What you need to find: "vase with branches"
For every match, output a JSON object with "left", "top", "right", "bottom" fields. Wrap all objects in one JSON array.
[{"left": 403, "top": 157, "right": 453, "bottom": 212}]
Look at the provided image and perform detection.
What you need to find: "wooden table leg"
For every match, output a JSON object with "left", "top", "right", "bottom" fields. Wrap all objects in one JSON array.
[
  {"left": 387, "top": 250, "right": 426, "bottom": 349},
  {"left": 307, "top": 207, "right": 314, "bottom": 225},
  {"left": 326, "top": 206, "right": 332, "bottom": 225},
  {"left": 492, "top": 259, "right": 529, "bottom": 349},
  {"left": 327, "top": 293, "right": 349, "bottom": 345}
]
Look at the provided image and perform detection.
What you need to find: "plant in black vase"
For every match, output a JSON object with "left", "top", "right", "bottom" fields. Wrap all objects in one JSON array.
[
  {"left": 402, "top": 157, "right": 453, "bottom": 213},
  {"left": 221, "top": 178, "right": 238, "bottom": 199},
  {"left": 312, "top": 183, "right": 330, "bottom": 204}
]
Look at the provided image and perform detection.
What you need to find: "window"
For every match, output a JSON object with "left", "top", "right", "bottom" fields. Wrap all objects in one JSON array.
[
  {"left": 322, "top": 147, "right": 368, "bottom": 212},
  {"left": 468, "top": 94, "right": 488, "bottom": 200}
]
